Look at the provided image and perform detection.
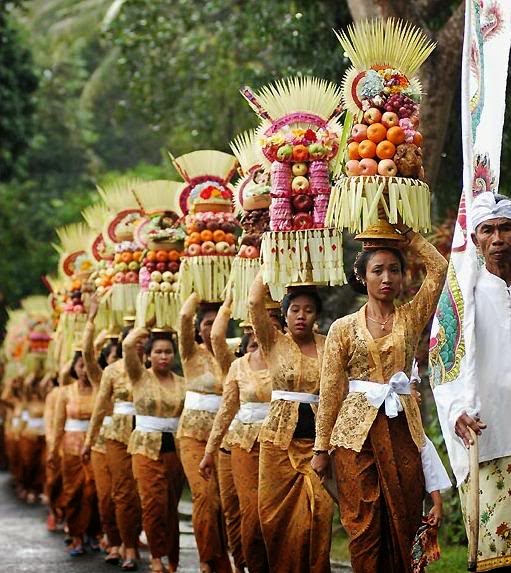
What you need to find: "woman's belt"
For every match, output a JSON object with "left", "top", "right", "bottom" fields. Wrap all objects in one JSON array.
[
  {"left": 113, "top": 401, "right": 136, "bottom": 416},
  {"left": 271, "top": 390, "right": 319, "bottom": 404},
  {"left": 102, "top": 416, "right": 113, "bottom": 427},
  {"left": 64, "top": 418, "right": 90, "bottom": 432},
  {"left": 27, "top": 417, "right": 45, "bottom": 431},
  {"left": 237, "top": 402, "right": 270, "bottom": 424},
  {"left": 135, "top": 415, "right": 180, "bottom": 433},
  {"left": 348, "top": 372, "right": 411, "bottom": 418},
  {"left": 184, "top": 391, "right": 222, "bottom": 413}
]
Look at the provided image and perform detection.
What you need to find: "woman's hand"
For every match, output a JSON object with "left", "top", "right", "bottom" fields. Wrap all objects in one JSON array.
[
  {"left": 81, "top": 444, "right": 91, "bottom": 464},
  {"left": 124, "top": 327, "right": 149, "bottom": 346},
  {"left": 88, "top": 294, "right": 99, "bottom": 321},
  {"left": 199, "top": 453, "right": 215, "bottom": 481},
  {"left": 311, "top": 452, "right": 331, "bottom": 480},
  {"left": 47, "top": 451, "right": 58, "bottom": 470},
  {"left": 426, "top": 491, "right": 443, "bottom": 527}
]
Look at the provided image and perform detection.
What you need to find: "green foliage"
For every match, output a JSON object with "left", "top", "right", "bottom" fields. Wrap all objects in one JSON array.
[{"left": 0, "top": 7, "right": 38, "bottom": 180}]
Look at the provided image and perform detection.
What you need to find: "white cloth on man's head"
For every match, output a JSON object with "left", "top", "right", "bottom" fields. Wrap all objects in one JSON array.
[
  {"left": 471, "top": 191, "right": 511, "bottom": 230},
  {"left": 434, "top": 267, "right": 511, "bottom": 485}
]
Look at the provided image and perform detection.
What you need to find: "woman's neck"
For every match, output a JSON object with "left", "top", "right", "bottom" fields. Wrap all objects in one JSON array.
[
  {"left": 366, "top": 298, "right": 395, "bottom": 319},
  {"left": 153, "top": 368, "right": 173, "bottom": 382},
  {"left": 77, "top": 378, "right": 91, "bottom": 391}
]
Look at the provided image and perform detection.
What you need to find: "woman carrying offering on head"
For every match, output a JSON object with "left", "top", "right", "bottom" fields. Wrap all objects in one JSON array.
[
  {"left": 123, "top": 328, "right": 186, "bottom": 573},
  {"left": 248, "top": 273, "right": 333, "bottom": 573},
  {"left": 312, "top": 222, "right": 451, "bottom": 573}
]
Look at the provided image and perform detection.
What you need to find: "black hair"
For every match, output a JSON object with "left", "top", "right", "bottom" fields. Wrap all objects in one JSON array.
[
  {"left": 116, "top": 325, "right": 133, "bottom": 359},
  {"left": 98, "top": 341, "right": 117, "bottom": 370},
  {"left": 144, "top": 331, "right": 177, "bottom": 356},
  {"left": 349, "top": 248, "right": 407, "bottom": 295},
  {"left": 194, "top": 303, "right": 220, "bottom": 344},
  {"left": 281, "top": 289, "right": 323, "bottom": 316},
  {"left": 235, "top": 332, "right": 255, "bottom": 358},
  {"left": 69, "top": 350, "right": 83, "bottom": 380}
]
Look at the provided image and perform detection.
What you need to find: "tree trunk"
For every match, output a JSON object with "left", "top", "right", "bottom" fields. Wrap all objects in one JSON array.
[{"left": 345, "top": 0, "right": 465, "bottom": 207}]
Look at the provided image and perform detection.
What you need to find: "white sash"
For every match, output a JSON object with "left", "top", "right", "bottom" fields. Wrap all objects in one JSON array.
[
  {"left": 113, "top": 401, "right": 136, "bottom": 416},
  {"left": 27, "top": 417, "right": 45, "bottom": 432},
  {"left": 21, "top": 409, "right": 30, "bottom": 422},
  {"left": 102, "top": 416, "right": 113, "bottom": 427},
  {"left": 237, "top": 402, "right": 270, "bottom": 424},
  {"left": 349, "top": 372, "right": 412, "bottom": 418},
  {"left": 271, "top": 390, "right": 319, "bottom": 404},
  {"left": 184, "top": 391, "right": 222, "bottom": 413},
  {"left": 65, "top": 419, "right": 90, "bottom": 432},
  {"left": 135, "top": 415, "right": 180, "bottom": 433}
]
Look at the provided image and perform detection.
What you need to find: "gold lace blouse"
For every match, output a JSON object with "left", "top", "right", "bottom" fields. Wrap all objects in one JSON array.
[
  {"left": 249, "top": 275, "right": 325, "bottom": 449},
  {"left": 53, "top": 382, "right": 96, "bottom": 456},
  {"left": 314, "top": 233, "right": 447, "bottom": 453},
  {"left": 82, "top": 320, "right": 111, "bottom": 453},
  {"left": 85, "top": 359, "right": 133, "bottom": 448},
  {"left": 206, "top": 353, "right": 272, "bottom": 454},
  {"left": 177, "top": 294, "right": 224, "bottom": 442},
  {"left": 44, "top": 386, "right": 60, "bottom": 453}
]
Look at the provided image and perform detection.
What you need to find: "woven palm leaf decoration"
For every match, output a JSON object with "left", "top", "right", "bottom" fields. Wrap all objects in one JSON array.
[
  {"left": 169, "top": 149, "right": 241, "bottom": 302},
  {"left": 327, "top": 18, "right": 435, "bottom": 233},
  {"left": 228, "top": 130, "right": 273, "bottom": 319},
  {"left": 241, "top": 76, "right": 345, "bottom": 299}
]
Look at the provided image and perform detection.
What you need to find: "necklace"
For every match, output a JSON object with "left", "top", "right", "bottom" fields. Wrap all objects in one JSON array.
[{"left": 367, "top": 312, "right": 394, "bottom": 330}]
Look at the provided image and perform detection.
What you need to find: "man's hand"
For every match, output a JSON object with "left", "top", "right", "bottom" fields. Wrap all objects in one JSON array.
[{"left": 455, "top": 413, "right": 486, "bottom": 448}]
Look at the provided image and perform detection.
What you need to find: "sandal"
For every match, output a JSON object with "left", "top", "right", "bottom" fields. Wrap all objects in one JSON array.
[
  {"left": 69, "top": 544, "right": 85, "bottom": 557},
  {"left": 121, "top": 558, "right": 138, "bottom": 571},
  {"left": 104, "top": 553, "right": 120, "bottom": 565}
]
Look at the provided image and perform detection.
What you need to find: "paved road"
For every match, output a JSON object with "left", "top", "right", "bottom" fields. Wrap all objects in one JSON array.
[{"left": 0, "top": 471, "right": 351, "bottom": 572}]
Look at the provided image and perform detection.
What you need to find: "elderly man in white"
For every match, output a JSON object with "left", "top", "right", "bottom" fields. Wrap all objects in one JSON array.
[{"left": 435, "top": 191, "right": 511, "bottom": 572}]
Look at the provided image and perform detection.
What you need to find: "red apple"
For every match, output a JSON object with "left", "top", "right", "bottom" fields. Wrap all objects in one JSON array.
[
  {"left": 125, "top": 271, "right": 139, "bottom": 284},
  {"left": 363, "top": 107, "right": 382, "bottom": 125},
  {"left": 245, "top": 246, "right": 259, "bottom": 259},
  {"left": 156, "top": 262, "right": 167, "bottom": 272},
  {"left": 382, "top": 111, "right": 399, "bottom": 128},
  {"left": 345, "top": 159, "right": 362, "bottom": 176},
  {"left": 292, "top": 194, "right": 313, "bottom": 212},
  {"left": 113, "top": 272, "right": 125, "bottom": 284},
  {"left": 187, "top": 244, "right": 201, "bottom": 256},
  {"left": 168, "top": 261, "right": 180, "bottom": 273},
  {"left": 351, "top": 124, "right": 368, "bottom": 143},
  {"left": 215, "top": 241, "right": 231, "bottom": 254},
  {"left": 201, "top": 241, "right": 216, "bottom": 255},
  {"left": 377, "top": 159, "right": 398, "bottom": 177},
  {"left": 145, "top": 262, "right": 156, "bottom": 273},
  {"left": 359, "top": 158, "right": 378, "bottom": 176},
  {"left": 293, "top": 213, "right": 314, "bottom": 230},
  {"left": 238, "top": 244, "right": 248, "bottom": 257}
]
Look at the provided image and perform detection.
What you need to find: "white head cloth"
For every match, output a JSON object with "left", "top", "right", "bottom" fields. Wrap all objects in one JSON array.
[{"left": 471, "top": 192, "right": 511, "bottom": 230}]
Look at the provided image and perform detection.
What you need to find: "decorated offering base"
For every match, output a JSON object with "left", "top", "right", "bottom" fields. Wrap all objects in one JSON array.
[
  {"left": 179, "top": 255, "right": 233, "bottom": 302},
  {"left": 260, "top": 228, "right": 345, "bottom": 301},
  {"left": 135, "top": 290, "right": 181, "bottom": 330},
  {"left": 229, "top": 257, "right": 260, "bottom": 320},
  {"left": 327, "top": 174, "right": 430, "bottom": 233}
]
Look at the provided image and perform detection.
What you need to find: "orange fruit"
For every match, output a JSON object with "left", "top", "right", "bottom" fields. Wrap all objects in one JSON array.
[
  {"left": 156, "top": 250, "right": 168, "bottom": 262},
  {"left": 347, "top": 141, "right": 361, "bottom": 160},
  {"left": 146, "top": 250, "right": 157, "bottom": 262},
  {"left": 376, "top": 140, "right": 396, "bottom": 160},
  {"left": 386, "top": 126, "right": 405, "bottom": 145},
  {"left": 188, "top": 232, "right": 201, "bottom": 245},
  {"left": 200, "top": 229, "right": 213, "bottom": 242},
  {"left": 224, "top": 233, "right": 236, "bottom": 245},
  {"left": 121, "top": 251, "right": 133, "bottom": 263},
  {"left": 358, "top": 139, "right": 377, "bottom": 159},
  {"left": 213, "top": 229, "right": 226, "bottom": 242},
  {"left": 413, "top": 131, "right": 423, "bottom": 147},
  {"left": 292, "top": 144, "right": 309, "bottom": 161},
  {"left": 132, "top": 250, "right": 143, "bottom": 262},
  {"left": 366, "top": 123, "right": 387, "bottom": 144},
  {"left": 114, "top": 253, "right": 122, "bottom": 263},
  {"left": 168, "top": 250, "right": 181, "bottom": 262}
]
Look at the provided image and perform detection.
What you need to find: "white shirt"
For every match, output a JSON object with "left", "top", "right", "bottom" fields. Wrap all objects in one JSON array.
[{"left": 434, "top": 267, "right": 511, "bottom": 485}]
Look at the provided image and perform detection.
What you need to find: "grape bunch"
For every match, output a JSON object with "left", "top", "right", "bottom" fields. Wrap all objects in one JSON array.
[{"left": 384, "top": 94, "right": 418, "bottom": 119}]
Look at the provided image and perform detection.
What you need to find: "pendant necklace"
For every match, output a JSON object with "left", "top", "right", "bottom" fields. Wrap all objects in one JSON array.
[{"left": 367, "top": 313, "right": 394, "bottom": 331}]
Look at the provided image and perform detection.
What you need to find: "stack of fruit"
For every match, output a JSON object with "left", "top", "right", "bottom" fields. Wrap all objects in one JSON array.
[
  {"left": 345, "top": 105, "right": 423, "bottom": 179},
  {"left": 143, "top": 250, "right": 181, "bottom": 293},
  {"left": 111, "top": 242, "right": 144, "bottom": 285},
  {"left": 183, "top": 212, "right": 238, "bottom": 257}
]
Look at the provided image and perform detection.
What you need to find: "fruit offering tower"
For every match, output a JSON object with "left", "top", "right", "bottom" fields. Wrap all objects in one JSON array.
[
  {"left": 326, "top": 18, "right": 435, "bottom": 233},
  {"left": 241, "top": 77, "right": 346, "bottom": 299},
  {"left": 229, "top": 130, "right": 272, "bottom": 319},
  {"left": 131, "top": 180, "right": 186, "bottom": 330},
  {"left": 97, "top": 180, "right": 146, "bottom": 323},
  {"left": 53, "top": 223, "right": 94, "bottom": 367},
  {"left": 171, "top": 149, "right": 242, "bottom": 302}
]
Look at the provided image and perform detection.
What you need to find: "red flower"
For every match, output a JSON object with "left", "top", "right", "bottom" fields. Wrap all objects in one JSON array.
[
  {"left": 200, "top": 188, "right": 213, "bottom": 199},
  {"left": 496, "top": 522, "right": 510, "bottom": 538},
  {"left": 304, "top": 129, "right": 317, "bottom": 142},
  {"left": 221, "top": 190, "right": 231, "bottom": 200}
]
